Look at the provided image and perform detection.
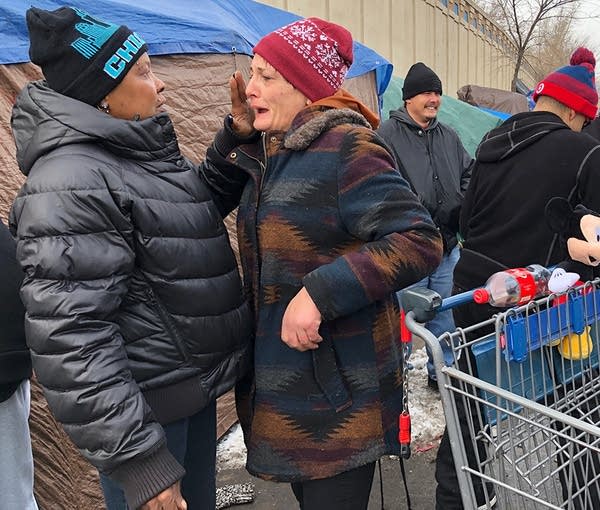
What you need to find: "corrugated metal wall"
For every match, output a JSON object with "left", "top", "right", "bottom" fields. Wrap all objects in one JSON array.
[{"left": 259, "top": 0, "right": 536, "bottom": 98}]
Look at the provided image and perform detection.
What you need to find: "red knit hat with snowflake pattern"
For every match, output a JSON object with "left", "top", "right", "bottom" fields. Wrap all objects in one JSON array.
[
  {"left": 533, "top": 47, "right": 598, "bottom": 120},
  {"left": 253, "top": 17, "right": 354, "bottom": 102}
]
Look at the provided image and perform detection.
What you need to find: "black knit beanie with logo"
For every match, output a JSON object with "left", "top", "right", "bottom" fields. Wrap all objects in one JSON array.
[
  {"left": 26, "top": 6, "right": 147, "bottom": 106},
  {"left": 402, "top": 62, "right": 443, "bottom": 100}
]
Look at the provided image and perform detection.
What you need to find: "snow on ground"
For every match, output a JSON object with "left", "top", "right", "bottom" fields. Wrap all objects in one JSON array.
[
  {"left": 216, "top": 346, "right": 445, "bottom": 470},
  {"left": 406, "top": 346, "right": 446, "bottom": 447},
  {"left": 216, "top": 424, "right": 247, "bottom": 471}
]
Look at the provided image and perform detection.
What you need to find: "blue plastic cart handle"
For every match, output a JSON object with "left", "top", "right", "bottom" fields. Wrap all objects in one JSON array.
[{"left": 438, "top": 290, "right": 476, "bottom": 312}]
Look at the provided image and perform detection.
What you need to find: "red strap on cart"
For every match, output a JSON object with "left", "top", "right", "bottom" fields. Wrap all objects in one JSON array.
[
  {"left": 400, "top": 309, "right": 412, "bottom": 343},
  {"left": 398, "top": 411, "right": 411, "bottom": 447}
]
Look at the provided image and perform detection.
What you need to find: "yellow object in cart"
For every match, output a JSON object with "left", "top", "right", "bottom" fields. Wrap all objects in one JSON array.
[{"left": 559, "top": 326, "right": 593, "bottom": 360}]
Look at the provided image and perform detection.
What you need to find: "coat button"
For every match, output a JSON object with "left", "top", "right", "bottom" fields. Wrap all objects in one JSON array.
[{"left": 270, "top": 136, "right": 277, "bottom": 143}]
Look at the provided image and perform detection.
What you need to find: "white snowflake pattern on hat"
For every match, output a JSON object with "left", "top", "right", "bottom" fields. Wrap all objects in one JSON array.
[
  {"left": 287, "top": 22, "right": 316, "bottom": 42},
  {"left": 281, "top": 24, "right": 346, "bottom": 89},
  {"left": 316, "top": 43, "right": 343, "bottom": 68},
  {"left": 257, "top": 17, "right": 352, "bottom": 100}
]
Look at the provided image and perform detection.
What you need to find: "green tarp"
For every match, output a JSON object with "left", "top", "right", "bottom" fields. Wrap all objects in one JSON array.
[{"left": 381, "top": 76, "right": 502, "bottom": 157}]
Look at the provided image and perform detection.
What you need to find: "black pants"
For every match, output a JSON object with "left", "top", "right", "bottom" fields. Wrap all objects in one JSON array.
[
  {"left": 291, "top": 462, "right": 376, "bottom": 510},
  {"left": 435, "top": 287, "right": 497, "bottom": 510},
  {"left": 434, "top": 350, "right": 492, "bottom": 509}
]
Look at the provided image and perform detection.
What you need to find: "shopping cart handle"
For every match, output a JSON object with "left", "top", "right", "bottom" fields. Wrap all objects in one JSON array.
[
  {"left": 402, "top": 288, "right": 477, "bottom": 322},
  {"left": 438, "top": 290, "right": 476, "bottom": 312},
  {"left": 401, "top": 288, "right": 442, "bottom": 322}
]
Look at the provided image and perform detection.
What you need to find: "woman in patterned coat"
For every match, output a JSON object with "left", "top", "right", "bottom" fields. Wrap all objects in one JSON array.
[{"left": 205, "top": 17, "right": 443, "bottom": 509}]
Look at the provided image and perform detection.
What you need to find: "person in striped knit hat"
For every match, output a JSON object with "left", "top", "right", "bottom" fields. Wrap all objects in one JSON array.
[
  {"left": 435, "top": 47, "right": 600, "bottom": 510},
  {"left": 532, "top": 47, "right": 598, "bottom": 121},
  {"left": 204, "top": 16, "right": 443, "bottom": 510}
]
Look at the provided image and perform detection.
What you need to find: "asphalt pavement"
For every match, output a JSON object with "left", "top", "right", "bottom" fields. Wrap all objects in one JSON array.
[{"left": 216, "top": 448, "right": 438, "bottom": 509}]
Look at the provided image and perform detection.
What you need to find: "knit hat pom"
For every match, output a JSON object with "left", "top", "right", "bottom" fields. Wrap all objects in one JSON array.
[{"left": 570, "top": 47, "right": 595, "bottom": 68}]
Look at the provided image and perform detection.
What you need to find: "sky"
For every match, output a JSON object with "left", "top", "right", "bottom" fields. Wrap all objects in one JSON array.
[{"left": 575, "top": 0, "right": 600, "bottom": 53}]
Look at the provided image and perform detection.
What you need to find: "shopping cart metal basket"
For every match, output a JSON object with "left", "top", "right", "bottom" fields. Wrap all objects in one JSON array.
[{"left": 403, "top": 280, "right": 600, "bottom": 510}]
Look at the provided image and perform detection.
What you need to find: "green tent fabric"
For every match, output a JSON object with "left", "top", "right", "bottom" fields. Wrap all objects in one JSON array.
[{"left": 381, "top": 76, "right": 502, "bottom": 157}]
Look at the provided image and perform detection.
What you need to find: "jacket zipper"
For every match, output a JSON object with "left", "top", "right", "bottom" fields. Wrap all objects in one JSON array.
[
  {"left": 227, "top": 142, "right": 266, "bottom": 320},
  {"left": 258, "top": 133, "right": 268, "bottom": 189},
  {"left": 145, "top": 285, "right": 190, "bottom": 363},
  {"left": 251, "top": 135, "right": 268, "bottom": 312}
]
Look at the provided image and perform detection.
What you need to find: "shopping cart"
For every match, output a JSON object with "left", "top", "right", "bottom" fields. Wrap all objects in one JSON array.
[{"left": 402, "top": 279, "right": 600, "bottom": 510}]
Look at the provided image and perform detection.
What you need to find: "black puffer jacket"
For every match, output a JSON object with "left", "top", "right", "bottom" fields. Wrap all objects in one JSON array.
[{"left": 10, "top": 81, "right": 252, "bottom": 509}]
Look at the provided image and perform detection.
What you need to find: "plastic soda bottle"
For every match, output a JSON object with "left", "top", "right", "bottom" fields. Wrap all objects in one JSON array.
[{"left": 473, "top": 264, "right": 552, "bottom": 307}]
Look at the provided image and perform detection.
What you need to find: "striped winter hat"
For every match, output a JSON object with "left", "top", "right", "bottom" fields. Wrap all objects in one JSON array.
[
  {"left": 253, "top": 17, "right": 353, "bottom": 102},
  {"left": 533, "top": 47, "right": 598, "bottom": 120}
]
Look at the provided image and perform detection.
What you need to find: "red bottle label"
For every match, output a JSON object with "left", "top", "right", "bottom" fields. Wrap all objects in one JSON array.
[{"left": 506, "top": 268, "right": 536, "bottom": 304}]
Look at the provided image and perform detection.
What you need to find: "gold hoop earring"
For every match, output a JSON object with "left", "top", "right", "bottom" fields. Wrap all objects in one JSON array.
[{"left": 98, "top": 101, "right": 110, "bottom": 114}]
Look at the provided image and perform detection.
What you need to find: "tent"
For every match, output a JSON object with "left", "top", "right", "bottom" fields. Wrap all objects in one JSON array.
[
  {"left": 478, "top": 106, "right": 512, "bottom": 121},
  {"left": 382, "top": 76, "right": 502, "bottom": 157},
  {"left": 0, "top": 0, "right": 392, "bottom": 99},
  {"left": 0, "top": 0, "right": 392, "bottom": 218},
  {"left": 0, "top": 2, "right": 392, "bottom": 508},
  {"left": 457, "top": 84, "right": 529, "bottom": 116}
]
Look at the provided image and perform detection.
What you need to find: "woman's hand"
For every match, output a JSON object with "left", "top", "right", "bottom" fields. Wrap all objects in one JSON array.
[
  {"left": 281, "top": 287, "right": 323, "bottom": 351},
  {"left": 229, "top": 71, "right": 255, "bottom": 136},
  {"left": 139, "top": 482, "right": 187, "bottom": 510}
]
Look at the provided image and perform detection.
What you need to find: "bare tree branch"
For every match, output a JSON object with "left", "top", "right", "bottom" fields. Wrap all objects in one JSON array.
[{"left": 477, "top": 0, "right": 582, "bottom": 90}]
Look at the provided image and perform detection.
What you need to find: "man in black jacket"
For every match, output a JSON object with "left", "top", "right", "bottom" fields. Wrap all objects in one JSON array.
[
  {"left": 435, "top": 47, "right": 600, "bottom": 510},
  {"left": 583, "top": 115, "right": 600, "bottom": 141},
  {"left": 377, "top": 63, "right": 473, "bottom": 387},
  {"left": 0, "top": 220, "right": 38, "bottom": 510}
]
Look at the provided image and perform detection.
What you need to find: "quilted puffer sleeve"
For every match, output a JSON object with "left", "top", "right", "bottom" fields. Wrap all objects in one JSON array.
[
  {"left": 200, "top": 116, "right": 260, "bottom": 216},
  {"left": 303, "top": 128, "right": 443, "bottom": 320},
  {"left": 9, "top": 153, "right": 184, "bottom": 509}
]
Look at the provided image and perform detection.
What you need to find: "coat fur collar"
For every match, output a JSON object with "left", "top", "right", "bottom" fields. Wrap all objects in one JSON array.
[{"left": 284, "top": 108, "right": 371, "bottom": 151}]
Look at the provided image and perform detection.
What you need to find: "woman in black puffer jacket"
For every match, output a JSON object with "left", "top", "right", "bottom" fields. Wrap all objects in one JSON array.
[{"left": 10, "top": 7, "right": 251, "bottom": 510}]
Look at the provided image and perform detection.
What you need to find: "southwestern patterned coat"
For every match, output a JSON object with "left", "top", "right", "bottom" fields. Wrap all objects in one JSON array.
[{"left": 206, "top": 105, "right": 443, "bottom": 482}]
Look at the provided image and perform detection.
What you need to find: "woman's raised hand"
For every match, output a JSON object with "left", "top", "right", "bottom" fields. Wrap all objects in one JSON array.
[{"left": 229, "top": 71, "right": 255, "bottom": 136}]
